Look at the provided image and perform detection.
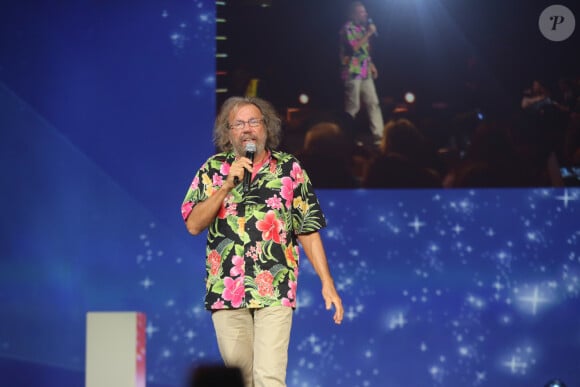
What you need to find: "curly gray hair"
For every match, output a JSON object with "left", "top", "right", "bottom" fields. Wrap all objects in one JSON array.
[{"left": 213, "top": 96, "right": 282, "bottom": 152}]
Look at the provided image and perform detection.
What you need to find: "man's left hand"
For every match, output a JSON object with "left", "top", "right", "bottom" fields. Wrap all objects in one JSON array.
[{"left": 370, "top": 63, "right": 378, "bottom": 80}]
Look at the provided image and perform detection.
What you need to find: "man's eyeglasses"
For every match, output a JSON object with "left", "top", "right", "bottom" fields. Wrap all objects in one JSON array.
[{"left": 229, "top": 118, "right": 263, "bottom": 131}]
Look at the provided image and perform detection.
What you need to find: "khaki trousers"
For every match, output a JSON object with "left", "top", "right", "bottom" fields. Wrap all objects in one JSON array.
[
  {"left": 344, "top": 76, "right": 384, "bottom": 139},
  {"left": 211, "top": 306, "right": 293, "bottom": 387}
]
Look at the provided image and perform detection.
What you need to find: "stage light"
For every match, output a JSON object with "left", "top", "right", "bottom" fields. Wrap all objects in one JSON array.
[
  {"left": 545, "top": 379, "right": 567, "bottom": 387},
  {"left": 404, "top": 91, "right": 415, "bottom": 104},
  {"left": 298, "top": 93, "right": 309, "bottom": 105}
]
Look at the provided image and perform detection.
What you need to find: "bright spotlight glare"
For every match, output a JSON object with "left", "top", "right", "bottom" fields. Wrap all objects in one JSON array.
[
  {"left": 404, "top": 92, "right": 415, "bottom": 104},
  {"left": 299, "top": 93, "right": 309, "bottom": 105},
  {"left": 545, "top": 379, "right": 567, "bottom": 387}
]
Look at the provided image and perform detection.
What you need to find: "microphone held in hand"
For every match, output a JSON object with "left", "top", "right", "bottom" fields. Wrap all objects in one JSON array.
[
  {"left": 368, "top": 17, "right": 378, "bottom": 37},
  {"left": 243, "top": 142, "right": 256, "bottom": 193}
]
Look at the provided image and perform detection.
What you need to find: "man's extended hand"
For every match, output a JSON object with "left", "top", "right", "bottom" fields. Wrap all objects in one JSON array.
[
  {"left": 370, "top": 62, "right": 378, "bottom": 80},
  {"left": 322, "top": 282, "right": 344, "bottom": 325}
]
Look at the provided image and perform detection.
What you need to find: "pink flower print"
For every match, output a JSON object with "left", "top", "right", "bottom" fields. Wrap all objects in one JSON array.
[
  {"left": 190, "top": 176, "right": 200, "bottom": 190},
  {"left": 212, "top": 173, "right": 223, "bottom": 187},
  {"left": 287, "top": 279, "right": 297, "bottom": 300},
  {"left": 282, "top": 279, "right": 297, "bottom": 307},
  {"left": 281, "top": 298, "right": 294, "bottom": 307},
  {"left": 211, "top": 299, "right": 225, "bottom": 309},
  {"left": 266, "top": 194, "right": 283, "bottom": 210},
  {"left": 360, "top": 60, "right": 369, "bottom": 78},
  {"left": 220, "top": 162, "right": 231, "bottom": 176},
  {"left": 280, "top": 177, "right": 294, "bottom": 209},
  {"left": 230, "top": 255, "right": 245, "bottom": 277},
  {"left": 181, "top": 201, "right": 194, "bottom": 221},
  {"left": 279, "top": 231, "right": 287, "bottom": 245},
  {"left": 217, "top": 194, "right": 235, "bottom": 219},
  {"left": 245, "top": 245, "right": 258, "bottom": 261},
  {"left": 256, "top": 211, "right": 283, "bottom": 244},
  {"left": 255, "top": 271, "right": 274, "bottom": 297},
  {"left": 222, "top": 276, "right": 245, "bottom": 307},
  {"left": 225, "top": 203, "right": 238, "bottom": 217},
  {"left": 269, "top": 158, "right": 277, "bottom": 173},
  {"left": 290, "top": 163, "right": 304, "bottom": 185}
]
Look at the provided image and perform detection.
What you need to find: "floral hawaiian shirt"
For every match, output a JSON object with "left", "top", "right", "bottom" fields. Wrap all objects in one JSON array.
[
  {"left": 340, "top": 21, "right": 371, "bottom": 81},
  {"left": 181, "top": 150, "right": 326, "bottom": 310}
]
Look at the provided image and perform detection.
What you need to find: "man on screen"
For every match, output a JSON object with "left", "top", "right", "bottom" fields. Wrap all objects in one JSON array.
[{"left": 340, "top": 1, "right": 384, "bottom": 145}]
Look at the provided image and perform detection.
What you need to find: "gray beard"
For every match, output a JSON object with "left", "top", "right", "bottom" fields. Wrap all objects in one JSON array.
[{"left": 233, "top": 143, "right": 265, "bottom": 157}]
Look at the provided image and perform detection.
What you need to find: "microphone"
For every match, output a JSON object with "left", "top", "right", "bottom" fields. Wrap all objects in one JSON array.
[
  {"left": 368, "top": 17, "right": 378, "bottom": 37},
  {"left": 243, "top": 142, "right": 256, "bottom": 193}
]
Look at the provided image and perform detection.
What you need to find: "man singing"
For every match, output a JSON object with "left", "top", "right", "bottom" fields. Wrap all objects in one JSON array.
[
  {"left": 181, "top": 96, "right": 343, "bottom": 387},
  {"left": 340, "top": 1, "right": 385, "bottom": 145}
]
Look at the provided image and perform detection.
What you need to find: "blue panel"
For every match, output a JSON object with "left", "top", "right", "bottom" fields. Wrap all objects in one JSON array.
[{"left": 1, "top": 1, "right": 580, "bottom": 387}]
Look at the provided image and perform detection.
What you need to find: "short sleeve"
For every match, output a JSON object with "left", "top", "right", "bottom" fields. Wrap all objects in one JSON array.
[
  {"left": 181, "top": 161, "right": 210, "bottom": 221},
  {"left": 289, "top": 160, "right": 326, "bottom": 234}
]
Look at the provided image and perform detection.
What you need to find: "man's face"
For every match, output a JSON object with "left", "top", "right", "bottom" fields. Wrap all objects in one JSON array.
[
  {"left": 227, "top": 104, "right": 267, "bottom": 157},
  {"left": 353, "top": 5, "right": 368, "bottom": 25}
]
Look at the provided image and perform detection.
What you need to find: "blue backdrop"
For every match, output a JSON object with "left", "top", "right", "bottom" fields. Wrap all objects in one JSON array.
[{"left": 1, "top": 1, "right": 579, "bottom": 386}]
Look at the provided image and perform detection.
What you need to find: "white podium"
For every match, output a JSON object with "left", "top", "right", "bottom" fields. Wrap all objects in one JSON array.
[{"left": 85, "top": 312, "right": 146, "bottom": 387}]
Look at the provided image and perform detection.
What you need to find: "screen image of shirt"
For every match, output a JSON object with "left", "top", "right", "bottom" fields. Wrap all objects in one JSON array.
[{"left": 340, "top": 20, "right": 371, "bottom": 81}]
